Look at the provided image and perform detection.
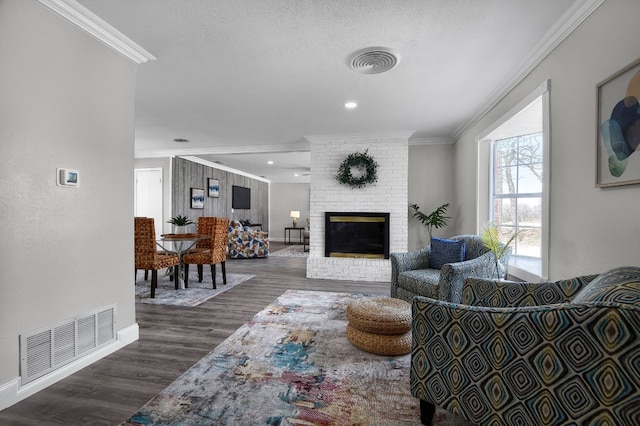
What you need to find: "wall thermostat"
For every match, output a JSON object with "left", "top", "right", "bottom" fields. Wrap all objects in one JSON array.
[{"left": 57, "top": 168, "right": 79, "bottom": 187}]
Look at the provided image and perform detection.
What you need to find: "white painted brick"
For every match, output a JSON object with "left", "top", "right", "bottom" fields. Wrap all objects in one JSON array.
[{"left": 306, "top": 134, "right": 409, "bottom": 282}]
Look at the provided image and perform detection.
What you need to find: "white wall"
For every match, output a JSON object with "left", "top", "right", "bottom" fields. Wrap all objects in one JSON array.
[
  {"left": 407, "top": 143, "right": 456, "bottom": 250},
  {"left": 453, "top": 0, "right": 640, "bottom": 279},
  {"left": 306, "top": 134, "right": 409, "bottom": 282},
  {"left": 0, "top": 0, "right": 137, "bottom": 402},
  {"left": 270, "top": 183, "right": 310, "bottom": 240}
]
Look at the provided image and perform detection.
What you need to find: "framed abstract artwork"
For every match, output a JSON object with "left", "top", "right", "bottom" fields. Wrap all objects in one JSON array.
[
  {"left": 208, "top": 178, "right": 220, "bottom": 198},
  {"left": 191, "top": 188, "right": 205, "bottom": 209},
  {"left": 596, "top": 57, "right": 640, "bottom": 187}
]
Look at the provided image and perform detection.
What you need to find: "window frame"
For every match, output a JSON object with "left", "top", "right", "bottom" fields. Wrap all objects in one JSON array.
[
  {"left": 477, "top": 80, "right": 550, "bottom": 281},
  {"left": 491, "top": 133, "right": 543, "bottom": 267}
]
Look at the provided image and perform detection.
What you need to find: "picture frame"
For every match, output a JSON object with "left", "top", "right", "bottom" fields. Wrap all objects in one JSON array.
[
  {"left": 208, "top": 178, "right": 220, "bottom": 198},
  {"left": 190, "top": 188, "right": 205, "bottom": 209},
  {"left": 596, "top": 57, "right": 640, "bottom": 187}
]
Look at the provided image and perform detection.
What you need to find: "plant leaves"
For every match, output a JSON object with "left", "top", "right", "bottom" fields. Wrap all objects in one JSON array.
[
  {"left": 410, "top": 203, "right": 450, "bottom": 238},
  {"left": 167, "top": 215, "right": 194, "bottom": 226}
]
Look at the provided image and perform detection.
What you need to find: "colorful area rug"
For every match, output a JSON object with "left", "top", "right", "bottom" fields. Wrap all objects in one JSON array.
[
  {"left": 135, "top": 270, "right": 254, "bottom": 307},
  {"left": 269, "top": 244, "right": 309, "bottom": 257},
  {"left": 123, "top": 290, "right": 472, "bottom": 425}
]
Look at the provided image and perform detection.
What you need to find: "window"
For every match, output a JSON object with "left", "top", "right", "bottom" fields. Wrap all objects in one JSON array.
[
  {"left": 492, "top": 133, "right": 543, "bottom": 269},
  {"left": 478, "top": 81, "right": 549, "bottom": 281}
]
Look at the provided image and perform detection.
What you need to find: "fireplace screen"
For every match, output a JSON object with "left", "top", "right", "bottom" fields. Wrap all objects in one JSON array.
[{"left": 325, "top": 212, "right": 390, "bottom": 259}]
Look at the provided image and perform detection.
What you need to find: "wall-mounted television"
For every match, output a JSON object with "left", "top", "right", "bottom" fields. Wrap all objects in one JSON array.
[{"left": 232, "top": 185, "right": 251, "bottom": 209}]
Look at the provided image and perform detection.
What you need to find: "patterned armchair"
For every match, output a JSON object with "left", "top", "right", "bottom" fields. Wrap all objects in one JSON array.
[
  {"left": 391, "top": 235, "right": 510, "bottom": 303},
  {"left": 228, "top": 220, "right": 269, "bottom": 259},
  {"left": 411, "top": 266, "right": 640, "bottom": 426}
]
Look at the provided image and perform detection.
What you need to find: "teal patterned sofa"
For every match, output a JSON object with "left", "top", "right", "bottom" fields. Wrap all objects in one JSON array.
[
  {"left": 411, "top": 266, "right": 640, "bottom": 425},
  {"left": 390, "top": 235, "right": 510, "bottom": 304}
]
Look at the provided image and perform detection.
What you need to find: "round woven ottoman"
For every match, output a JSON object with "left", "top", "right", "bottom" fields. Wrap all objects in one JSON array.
[{"left": 346, "top": 297, "right": 412, "bottom": 356}]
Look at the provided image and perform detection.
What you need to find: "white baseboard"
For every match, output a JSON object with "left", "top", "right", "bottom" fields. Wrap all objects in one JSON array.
[{"left": 0, "top": 323, "right": 139, "bottom": 411}]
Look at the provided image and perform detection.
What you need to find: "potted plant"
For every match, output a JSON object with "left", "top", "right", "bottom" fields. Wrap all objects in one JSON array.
[
  {"left": 409, "top": 203, "right": 450, "bottom": 240},
  {"left": 480, "top": 222, "right": 518, "bottom": 279},
  {"left": 167, "top": 215, "right": 194, "bottom": 234}
]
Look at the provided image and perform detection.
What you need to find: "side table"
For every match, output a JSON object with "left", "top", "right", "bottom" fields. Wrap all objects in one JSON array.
[{"left": 284, "top": 227, "right": 303, "bottom": 244}]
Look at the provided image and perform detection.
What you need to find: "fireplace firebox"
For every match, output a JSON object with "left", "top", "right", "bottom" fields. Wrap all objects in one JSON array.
[{"left": 324, "top": 212, "right": 390, "bottom": 259}]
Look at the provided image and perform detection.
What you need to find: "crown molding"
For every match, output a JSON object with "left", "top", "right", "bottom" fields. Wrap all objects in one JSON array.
[
  {"left": 135, "top": 142, "right": 310, "bottom": 159},
  {"left": 408, "top": 137, "right": 454, "bottom": 146},
  {"left": 451, "top": 0, "right": 605, "bottom": 141},
  {"left": 305, "top": 131, "right": 414, "bottom": 144},
  {"left": 38, "top": 0, "right": 155, "bottom": 64}
]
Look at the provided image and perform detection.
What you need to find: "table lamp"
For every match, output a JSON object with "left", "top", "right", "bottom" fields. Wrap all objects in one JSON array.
[{"left": 290, "top": 210, "right": 300, "bottom": 227}]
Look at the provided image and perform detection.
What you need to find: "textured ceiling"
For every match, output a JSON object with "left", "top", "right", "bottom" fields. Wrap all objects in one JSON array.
[{"left": 77, "top": 0, "right": 580, "bottom": 182}]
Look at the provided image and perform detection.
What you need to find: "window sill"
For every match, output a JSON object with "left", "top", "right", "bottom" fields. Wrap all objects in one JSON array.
[{"left": 508, "top": 257, "right": 546, "bottom": 282}]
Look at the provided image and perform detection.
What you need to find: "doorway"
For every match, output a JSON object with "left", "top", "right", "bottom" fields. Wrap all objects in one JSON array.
[{"left": 135, "top": 168, "right": 163, "bottom": 237}]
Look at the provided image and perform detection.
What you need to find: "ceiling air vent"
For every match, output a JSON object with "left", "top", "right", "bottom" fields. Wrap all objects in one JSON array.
[{"left": 348, "top": 47, "right": 400, "bottom": 74}]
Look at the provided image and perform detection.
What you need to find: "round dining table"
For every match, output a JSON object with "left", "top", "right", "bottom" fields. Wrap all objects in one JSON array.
[{"left": 158, "top": 233, "right": 208, "bottom": 289}]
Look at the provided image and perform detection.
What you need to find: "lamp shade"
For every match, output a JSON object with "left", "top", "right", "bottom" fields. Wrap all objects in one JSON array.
[{"left": 290, "top": 210, "right": 300, "bottom": 227}]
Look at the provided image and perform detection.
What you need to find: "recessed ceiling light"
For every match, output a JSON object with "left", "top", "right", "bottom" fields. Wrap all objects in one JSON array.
[
  {"left": 173, "top": 138, "right": 190, "bottom": 143},
  {"left": 294, "top": 173, "right": 300, "bottom": 177},
  {"left": 267, "top": 160, "right": 274, "bottom": 165},
  {"left": 345, "top": 102, "right": 357, "bottom": 109}
]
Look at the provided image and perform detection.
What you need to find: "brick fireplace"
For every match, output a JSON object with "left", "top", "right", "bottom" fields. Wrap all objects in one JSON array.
[
  {"left": 306, "top": 133, "right": 409, "bottom": 282},
  {"left": 324, "top": 212, "right": 390, "bottom": 259}
]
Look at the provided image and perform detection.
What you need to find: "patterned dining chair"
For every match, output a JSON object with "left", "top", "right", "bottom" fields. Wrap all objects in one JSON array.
[
  {"left": 134, "top": 217, "right": 180, "bottom": 298},
  {"left": 193, "top": 216, "right": 216, "bottom": 252},
  {"left": 183, "top": 217, "right": 230, "bottom": 289}
]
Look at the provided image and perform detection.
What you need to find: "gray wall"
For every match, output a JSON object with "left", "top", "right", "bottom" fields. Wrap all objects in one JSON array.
[
  {"left": 270, "top": 183, "right": 311, "bottom": 240},
  {"left": 172, "top": 157, "right": 269, "bottom": 230},
  {"left": 452, "top": 0, "right": 640, "bottom": 279},
  {"left": 407, "top": 143, "right": 456, "bottom": 250},
  {"left": 0, "top": 0, "right": 137, "bottom": 385}
]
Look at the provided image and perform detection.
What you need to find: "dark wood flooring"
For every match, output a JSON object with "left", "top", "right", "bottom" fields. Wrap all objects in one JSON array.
[{"left": 0, "top": 242, "right": 391, "bottom": 425}]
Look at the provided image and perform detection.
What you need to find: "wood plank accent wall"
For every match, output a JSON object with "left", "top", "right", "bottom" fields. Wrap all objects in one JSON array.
[{"left": 172, "top": 157, "right": 269, "bottom": 230}]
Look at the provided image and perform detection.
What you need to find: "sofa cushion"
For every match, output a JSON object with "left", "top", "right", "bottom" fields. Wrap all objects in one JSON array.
[
  {"left": 572, "top": 266, "right": 640, "bottom": 304},
  {"left": 398, "top": 269, "right": 440, "bottom": 298},
  {"left": 429, "top": 238, "right": 466, "bottom": 269}
]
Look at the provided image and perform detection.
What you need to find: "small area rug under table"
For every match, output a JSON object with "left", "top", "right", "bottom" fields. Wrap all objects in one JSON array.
[
  {"left": 269, "top": 244, "right": 309, "bottom": 257},
  {"left": 135, "top": 270, "right": 255, "bottom": 307},
  {"left": 123, "top": 289, "right": 472, "bottom": 425}
]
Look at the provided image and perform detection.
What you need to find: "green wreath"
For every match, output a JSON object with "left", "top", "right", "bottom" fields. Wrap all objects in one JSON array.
[{"left": 335, "top": 150, "right": 378, "bottom": 188}]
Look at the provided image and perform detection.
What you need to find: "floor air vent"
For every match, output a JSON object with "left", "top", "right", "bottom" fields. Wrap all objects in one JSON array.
[{"left": 20, "top": 305, "right": 115, "bottom": 385}]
